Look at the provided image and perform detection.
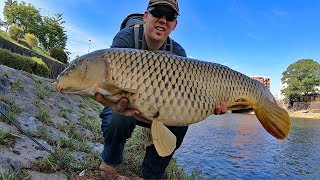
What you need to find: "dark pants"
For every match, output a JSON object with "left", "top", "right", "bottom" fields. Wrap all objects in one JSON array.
[{"left": 100, "top": 106, "right": 188, "bottom": 179}]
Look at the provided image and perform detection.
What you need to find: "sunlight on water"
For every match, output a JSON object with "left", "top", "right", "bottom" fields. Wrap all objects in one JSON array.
[{"left": 174, "top": 114, "right": 320, "bottom": 179}]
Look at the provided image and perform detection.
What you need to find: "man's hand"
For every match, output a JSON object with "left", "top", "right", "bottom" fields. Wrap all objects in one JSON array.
[
  {"left": 95, "top": 93, "right": 140, "bottom": 116},
  {"left": 214, "top": 102, "right": 228, "bottom": 115},
  {"left": 94, "top": 93, "right": 151, "bottom": 124}
]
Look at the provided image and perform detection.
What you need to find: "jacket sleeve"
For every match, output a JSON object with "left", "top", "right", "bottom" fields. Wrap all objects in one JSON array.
[{"left": 171, "top": 39, "right": 187, "bottom": 57}]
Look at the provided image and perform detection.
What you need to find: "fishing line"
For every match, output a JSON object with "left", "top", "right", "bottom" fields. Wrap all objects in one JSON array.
[{"left": 0, "top": 108, "right": 86, "bottom": 177}]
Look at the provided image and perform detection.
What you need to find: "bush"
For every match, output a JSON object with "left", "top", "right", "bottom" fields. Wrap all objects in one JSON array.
[
  {"left": 49, "top": 47, "right": 67, "bottom": 63},
  {"left": 0, "top": 48, "right": 50, "bottom": 77},
  {"left": 8, "top": 24, "right": 24, "bottom": 41},
  {"left": 17, "top": 39, "right": 30, "bottom": 48},
  {"left": 25, "top": 33, "right": 38, "bottom": 48}
]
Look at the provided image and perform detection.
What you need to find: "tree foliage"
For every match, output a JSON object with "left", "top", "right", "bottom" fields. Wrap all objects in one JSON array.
[
  {"left": 49, "top": 47, "right": 68, "bottom": 63},
  {"left": 3, "top": 0, "right": 67, "bottom": 50},
  {"left": 8, "top": 24, "right": 24, "bottom": 40},
  {"left": 281, "top": 59, "right": 320, "bottom": 101},
  {"left": 38, "top": 14, "right": 67, "bottom": 50},
  {"left": 25, "top": 33, "right": 37, "bottom": 48},
  {"left": 3, "top": 0, "right": 41, "bottom": 35}
]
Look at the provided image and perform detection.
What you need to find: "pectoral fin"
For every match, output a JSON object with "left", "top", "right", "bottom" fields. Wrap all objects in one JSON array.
[
  {"left": 151, "top": 120, "right": 177, "bottom": 157},
  {"left": 97, "top": 82, "right": 137, "bottom": 96}
]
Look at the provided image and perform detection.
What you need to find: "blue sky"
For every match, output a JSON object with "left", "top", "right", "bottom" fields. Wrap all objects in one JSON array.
[{"left": 1, "top": 0, "right": 319, "bottom": 97}]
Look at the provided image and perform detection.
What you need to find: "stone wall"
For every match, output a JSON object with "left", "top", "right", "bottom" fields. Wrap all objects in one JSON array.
[{"left": 278, "top": 100, "right": 320, "bottom": 113}]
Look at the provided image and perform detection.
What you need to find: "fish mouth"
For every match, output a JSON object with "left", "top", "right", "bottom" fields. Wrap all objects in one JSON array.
[{"left": 52, "top": 81, "right": 64, "bottom": 92}]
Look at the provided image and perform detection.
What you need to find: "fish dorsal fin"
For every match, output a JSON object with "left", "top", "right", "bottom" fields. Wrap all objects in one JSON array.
[
  {"left": 151, "top": 120, "right": 177, "bottom": 157},
  {"left": 97, "top": 82, "right": 137, "bottom": 96}
]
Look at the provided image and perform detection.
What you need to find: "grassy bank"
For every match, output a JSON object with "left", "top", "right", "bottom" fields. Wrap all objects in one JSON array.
[{"left": 288, "top": 111, "right": 320, "bottom": 119}]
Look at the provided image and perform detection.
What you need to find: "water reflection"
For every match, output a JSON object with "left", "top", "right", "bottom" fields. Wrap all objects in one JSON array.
[{"left": 174, "top": 114, "right": 320, "bottom": 179}]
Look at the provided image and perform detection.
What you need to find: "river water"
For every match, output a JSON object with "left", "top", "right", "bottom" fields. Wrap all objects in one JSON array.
[{"left": 174, "top": 114, "right": 320, "bottom": 179}]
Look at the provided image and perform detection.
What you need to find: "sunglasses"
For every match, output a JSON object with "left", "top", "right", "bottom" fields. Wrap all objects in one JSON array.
[{"left": 148, "top": 6, "right": 178, "bottom": 22}]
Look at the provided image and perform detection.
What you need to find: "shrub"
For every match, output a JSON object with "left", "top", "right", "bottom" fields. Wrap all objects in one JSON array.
[
  {"left": 49, "top": 47, "right": 68, "bottom": 63},
  {"left": 8, "top": 24, "right": 24, "bottom": 41},
  {"left": 31, "top": 57, "right": 50, "bottom": 77},
  {"left": 17, "top": 39, "right": 30, "bottom": 48},
  {"left": 0, "top": 48, "right": 50, "bottom": 77},
  {"left": 25, "top": 33, "right": 38, "bottom": 48}
]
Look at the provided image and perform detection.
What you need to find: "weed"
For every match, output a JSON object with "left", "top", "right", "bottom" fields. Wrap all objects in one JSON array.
[
  {"left": 3, "top": 71, "right": 10, "bottom": 78},
  {"left": 58, "top": 137, "right": 91, "bottom": 153},
  {"left": 84, "top": 97, "right": 103, "bottom": 111},
  {"left": 32, "top": 100, "right": 42, "bottom": 108},
  {"left": 36, "top": 126, "right": 47, "bottom": 139},
  {"left": 36, "top": 84, "right": 51, "bottom": 99},
  {"left": 60, "top": 96, "right": 66, "bottom": 101},
  {"left": 78, "top": 114, "right": 101, "bottom": 136},
  {"left": 57, "top": 107, "right": 73, "bottom": 119},
  {"left": 32, "top": 146, "right": 75, "bottom": 173},
  {"left": 69, "top": 127, "right": 88, "bottom": 141},
  {"left": 56, "top": 123, "right": 69, "bottom": 133},
  {"left": 0, "top": 130, "right": 15, "bottom": 147},
  {"left": 0, "top": 168, "right": 17, "bottom": 180},
  {"left": 11, "top": 79, "right": 23, "bottom": 91},
  {"left": 16, "top": 169, "right": 30, "bottom": 180},
  {"left": 57, "top": 108, "right": 67, "bottom": 119},
  {"left": 36, "top": 109, "right": 51, "bottom": 125},
  {"left": 32, "top": 75, "right": 42, "bottom": 84},
  {"left": 1, "top": 110, "right": 17, "bottom": 124},
  {"left": 0, "top": 95, "right": 22, "bottom": 113}
]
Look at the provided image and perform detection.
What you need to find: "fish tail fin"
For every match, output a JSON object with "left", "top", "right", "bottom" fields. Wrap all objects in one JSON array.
[
  {"left": 253, "top": 99, "right": 291, "bottom": 140},
  {"left": 151, "top": 120, "right": 176, "bottom": 157}
]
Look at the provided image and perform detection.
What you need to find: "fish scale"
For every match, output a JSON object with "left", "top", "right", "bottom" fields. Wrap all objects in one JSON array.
[
  {"left": 101, "top": 49, "right": 255, "bottom": 125},
  {"left": 55, "top": 48, "right": 291, "bottom": 155}
]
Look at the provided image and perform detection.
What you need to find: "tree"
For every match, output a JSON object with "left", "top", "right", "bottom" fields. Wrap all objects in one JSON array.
[
  {"left": 3, "top": 1, "right": 42, "bottom": 35},
  {"left": 38, "top": 14, "right": 67, "bottom": 50},
  {"left": 281, "top": 59, "right": 320, "bottom": 103},
  {"left": 3, "top": 1, "right": 67, "bottom": 50},
  {"left": 0, "top": 18, "right": 8, "bottom": 30}
]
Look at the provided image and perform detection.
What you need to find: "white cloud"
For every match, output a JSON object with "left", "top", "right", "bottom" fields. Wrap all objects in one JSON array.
[{"left": 0, "top": 1, "right": 5, "bottom": 20}]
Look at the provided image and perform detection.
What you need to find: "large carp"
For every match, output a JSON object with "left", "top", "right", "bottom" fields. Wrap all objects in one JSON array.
[{"left": 54, "top": 48, "right": 291, "bottom": 157}]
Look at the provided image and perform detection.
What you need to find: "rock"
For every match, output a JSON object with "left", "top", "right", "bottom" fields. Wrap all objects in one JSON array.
[
  {"left": 28, "top": 171, "right": 67, "bottom": 180},
  {"left": 0, "top": 65, "right": 104, "bottom": 176}
]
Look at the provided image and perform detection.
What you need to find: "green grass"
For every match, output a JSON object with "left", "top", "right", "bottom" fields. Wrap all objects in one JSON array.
[
  {"left": 36, "top": 109, "right": 51, "bottom": 125},
  {"left": 0, "top": 130, "right": 15, "bottom": 147},
  {"left": 1, "top": 110, "right": 18, "bottom": 124},
  {"left": 78, "top": 114, "right": 102, "bottom": 137},
  {"left": 0, "top": 30, "right": 29, "bottom": 49},
  {"left": 55, "top": 123, "right": 69, "bottom": 133},
  {"left": 36, "top": 126, "right": 47, "bottom": 139},
  {"left": 0, "top": 95, "right": 22, "bottom": 114},
  {"left": 58, "top": 137, "right": 91, "bottom": 153},
  {"left": 11, "top": 79, "right": 23, "bottom": 92},
  {"left": 32, "top": 146, "right": 75, "bottom": 173},
  {"left": 2, "top": 71, "right": 10, "bottom": 78},
  {"left": 0, "top": 30, "right": 61, "bottom": 63},
  {"left": 32, "top": 47, "right": 62, "bottom": 63},
  {"left": 0, "top": 168, "right": 17, "bottom": 180},
  {"left": 36, "top": 84, "right": 52, "bottom": 99}
]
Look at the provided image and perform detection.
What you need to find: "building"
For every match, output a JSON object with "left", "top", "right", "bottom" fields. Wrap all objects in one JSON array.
[{"left": 251, "top": 76, "right": 270, "bottom": 90}]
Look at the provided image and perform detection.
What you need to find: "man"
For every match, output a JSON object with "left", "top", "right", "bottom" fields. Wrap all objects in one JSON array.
[{"left": 95, "top": 0, "right": 227, "bottom": 179}]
